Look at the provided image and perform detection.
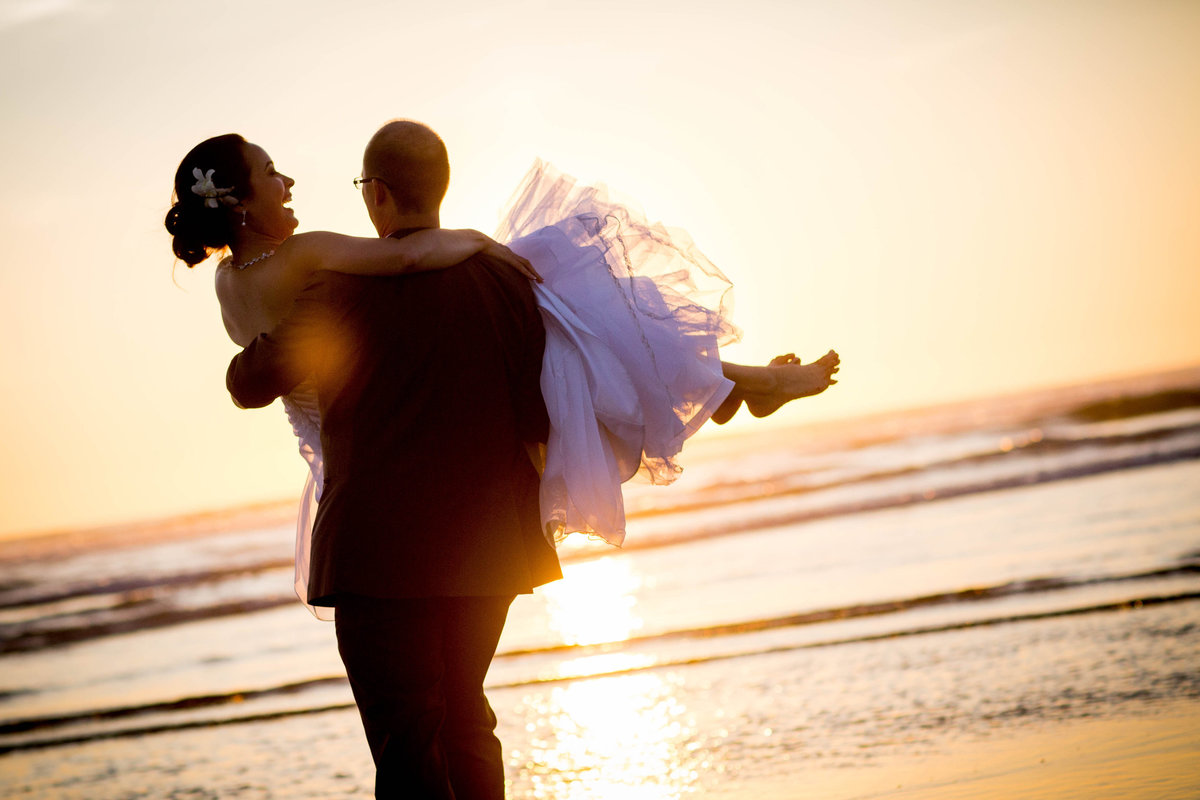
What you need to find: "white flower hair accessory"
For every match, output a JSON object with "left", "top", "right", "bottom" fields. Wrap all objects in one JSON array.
[{"left": 190, "top": 167, "right": 239, "bottom": 208}]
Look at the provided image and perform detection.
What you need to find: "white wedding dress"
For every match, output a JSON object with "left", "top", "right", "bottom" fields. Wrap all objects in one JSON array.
[{"left": 285, "top": 162, "right": 741, "bottom": 619}]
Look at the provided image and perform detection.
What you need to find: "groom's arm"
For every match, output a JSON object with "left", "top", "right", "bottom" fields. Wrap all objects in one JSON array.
[{"left": 226, "top": 272, "right": 355, "bottom": 409}]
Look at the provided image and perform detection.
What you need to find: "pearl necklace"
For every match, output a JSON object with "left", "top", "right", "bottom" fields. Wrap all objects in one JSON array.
[{"left": 229, "top": 250, "right": 276, "bottom": 271}]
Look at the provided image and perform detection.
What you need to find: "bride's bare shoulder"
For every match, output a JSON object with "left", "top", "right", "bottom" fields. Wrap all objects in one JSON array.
[
  {"left": 270, "top": 232, "right": 340, "bottom": 279},
  {"left": 212, "top": 257, "right": 238, "bottom": 303},
  {"left": 212, "top": 255, "right": 296, "bottom": 346},
  {"left": 212, "top": 265, "right": 254, "bottom": 347},
  {"left": 277, "top": 231, "right": 360, "bottom": 266}
]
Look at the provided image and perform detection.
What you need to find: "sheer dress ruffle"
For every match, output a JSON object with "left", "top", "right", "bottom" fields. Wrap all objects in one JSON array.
[
  {"left": 282, "top": 386, "right": 333, "bottom": 621},
  {"left": 498, "top": 161, "right": 740, "bottom": 547}
]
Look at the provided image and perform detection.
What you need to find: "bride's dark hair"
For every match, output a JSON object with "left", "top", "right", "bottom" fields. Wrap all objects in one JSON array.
[{"left": 165, "top": 134, "right": 251, "bottom": 267}]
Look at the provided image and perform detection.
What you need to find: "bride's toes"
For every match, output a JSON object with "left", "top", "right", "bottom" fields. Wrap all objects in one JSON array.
[
  {"left": 768, "top": 353, "right": 798, "bottom": 367},
  {"left": 816, "top": 350, "right": 839, "bottom": 368}
]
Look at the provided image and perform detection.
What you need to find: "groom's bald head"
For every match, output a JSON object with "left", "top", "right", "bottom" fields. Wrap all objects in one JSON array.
[{"left": 363, "top": 120, "right": 450, "bottom": 216}]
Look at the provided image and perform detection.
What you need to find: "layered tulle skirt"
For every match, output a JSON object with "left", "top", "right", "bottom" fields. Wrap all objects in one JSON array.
[{"left": 498, "top": 161, "right": 740, "bottom": 547}]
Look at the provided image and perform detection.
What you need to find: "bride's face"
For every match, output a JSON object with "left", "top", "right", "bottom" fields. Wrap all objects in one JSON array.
[{"left": 240, "top": 143, "right": 297, "bottom": 240}]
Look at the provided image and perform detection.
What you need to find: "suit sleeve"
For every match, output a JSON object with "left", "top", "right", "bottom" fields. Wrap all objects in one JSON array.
[
  {"left": 501, "top": 264, "right": 550, "bottom": 446},
  {"left": 226, "top": 273, "right": 353, "bottom": 409},
  {"left": 517, "top": 298, "right": 549, "bottom": 445}
]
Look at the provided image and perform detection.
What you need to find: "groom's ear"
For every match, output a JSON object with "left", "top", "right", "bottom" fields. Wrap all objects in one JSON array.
[{"left": 368, "top": 179, "right": 391, "bottom": 209}]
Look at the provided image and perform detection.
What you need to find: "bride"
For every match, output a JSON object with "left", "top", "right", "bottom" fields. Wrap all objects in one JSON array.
[{"left": 167, "top": 128, "right": 839, "bottom": 615}]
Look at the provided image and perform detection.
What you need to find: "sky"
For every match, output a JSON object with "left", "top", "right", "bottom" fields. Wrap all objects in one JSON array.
[{"left": 1, "top": 0, "right": 1197, "bottom": 539}]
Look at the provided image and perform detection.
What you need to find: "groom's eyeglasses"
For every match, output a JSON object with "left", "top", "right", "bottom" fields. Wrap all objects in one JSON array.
[{"left": 353, "top": 176, "right": 389, "bottom": 190}]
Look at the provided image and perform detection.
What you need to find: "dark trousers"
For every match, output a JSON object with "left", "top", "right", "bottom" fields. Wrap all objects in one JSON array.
[{"left": 334, "top": 594, "right": 515, "bottom": 799}]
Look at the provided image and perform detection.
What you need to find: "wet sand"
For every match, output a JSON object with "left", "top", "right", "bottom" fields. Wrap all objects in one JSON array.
[
  {"left": 3, "top": 699, "right": 1196, "bottom": 798},
  {"left": 770, "top": 707, "right": 1200, "bottom": 800}
]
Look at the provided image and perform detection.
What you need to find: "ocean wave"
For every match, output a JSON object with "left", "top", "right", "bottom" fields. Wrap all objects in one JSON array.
[{"left": 3, "top": 422, "right": 1197, "bottom": 655}]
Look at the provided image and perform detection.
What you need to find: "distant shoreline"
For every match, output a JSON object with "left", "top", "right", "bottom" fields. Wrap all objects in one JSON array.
[{"left": 0, "top": 500, "right": 299, "bottom": 562}]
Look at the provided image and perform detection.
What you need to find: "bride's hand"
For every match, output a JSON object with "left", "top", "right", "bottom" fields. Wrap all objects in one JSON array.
[{"left": 484, "top": 241, "right": 542, "bottom": 283}]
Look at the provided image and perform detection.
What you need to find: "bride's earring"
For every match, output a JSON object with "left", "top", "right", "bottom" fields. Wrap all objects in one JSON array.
[{"left": 241, "top": 210, "right": 247, "bottom": 227}]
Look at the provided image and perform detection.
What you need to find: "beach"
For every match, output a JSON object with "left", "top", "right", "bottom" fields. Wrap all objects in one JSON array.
[
  {"left": 4, "top": 598, "right": 1197, "bottom": 799},
  {"left": 2, "top": 367, "right": 1198, "bottom": 798}
]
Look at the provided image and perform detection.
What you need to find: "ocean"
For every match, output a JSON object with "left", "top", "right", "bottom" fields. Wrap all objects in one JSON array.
[{"left": 1, "top": 367, "right": 1198, "bottom": 798}]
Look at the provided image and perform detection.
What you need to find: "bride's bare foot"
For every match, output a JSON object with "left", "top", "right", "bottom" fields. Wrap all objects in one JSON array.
[{"left": 745, "top": 350, "right": 840, "bottom": 417}]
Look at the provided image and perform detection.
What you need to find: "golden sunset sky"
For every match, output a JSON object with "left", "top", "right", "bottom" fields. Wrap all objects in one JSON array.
[{"left": 1, "top": 0, "right": 1197, "bottom": 538}]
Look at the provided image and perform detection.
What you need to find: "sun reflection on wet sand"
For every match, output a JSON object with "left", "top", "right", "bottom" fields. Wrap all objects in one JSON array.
[{"left": 514, "top": 671, "right": 702, "bottom": 799}]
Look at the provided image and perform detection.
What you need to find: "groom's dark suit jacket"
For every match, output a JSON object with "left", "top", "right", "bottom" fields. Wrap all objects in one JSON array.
[{"left": 227, "top": 231, "right": 560, "bottom": 606}]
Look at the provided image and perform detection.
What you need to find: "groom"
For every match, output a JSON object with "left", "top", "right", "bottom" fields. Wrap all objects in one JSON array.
[{"left": 226, "top": 120, "right": 560, "bottom": 798}]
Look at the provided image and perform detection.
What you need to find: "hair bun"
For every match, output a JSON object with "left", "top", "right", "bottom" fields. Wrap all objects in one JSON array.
[
  {"left": 165, "top": 201, "right": 211, "bottom": 266},
  {"left": 165, "top": 134, "right": 249, "bottom": 268}
]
